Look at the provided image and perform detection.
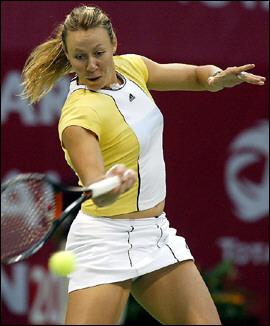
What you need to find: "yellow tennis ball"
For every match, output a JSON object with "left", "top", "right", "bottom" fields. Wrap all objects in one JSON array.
[{"left": 48, "top": 250, "right": 76, "bottom": 276}]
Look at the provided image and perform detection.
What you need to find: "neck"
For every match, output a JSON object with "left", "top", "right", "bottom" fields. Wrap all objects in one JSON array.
[{"left": 108, "top": 72, "right": 123, "bottom": 90}]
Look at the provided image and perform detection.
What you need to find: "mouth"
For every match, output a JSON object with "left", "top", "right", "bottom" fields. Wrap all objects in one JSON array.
[{"left": 87, "top": 76, "right": 101, "bottom": 82}]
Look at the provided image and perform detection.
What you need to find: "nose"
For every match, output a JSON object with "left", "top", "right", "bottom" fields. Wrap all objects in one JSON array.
[{"left": 86, "top": 56, "right": 98, "bottom": 72}]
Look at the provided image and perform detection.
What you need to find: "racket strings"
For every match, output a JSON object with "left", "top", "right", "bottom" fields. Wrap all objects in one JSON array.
[{"left": 1, "top": 178, "right": 56, "bottom": 261}]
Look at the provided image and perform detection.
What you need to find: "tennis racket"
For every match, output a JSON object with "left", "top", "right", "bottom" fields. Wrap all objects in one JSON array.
[{"left": 1, "top": 173, "right": 121, "bottom": 264}]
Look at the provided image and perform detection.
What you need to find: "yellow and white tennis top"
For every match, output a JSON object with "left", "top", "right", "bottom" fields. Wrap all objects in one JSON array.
[{"left": 58, "top": 54, "right": 166, "bottom": 216}]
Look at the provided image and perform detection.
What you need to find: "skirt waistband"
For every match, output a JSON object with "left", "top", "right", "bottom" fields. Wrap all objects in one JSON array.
[{"left": 77, "top": 210, "right": 167, "bottom": 227}]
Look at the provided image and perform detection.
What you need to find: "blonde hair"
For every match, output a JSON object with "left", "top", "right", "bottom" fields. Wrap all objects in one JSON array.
[{"left": 20, "top": 5, "right": 116, "bottom": 104}]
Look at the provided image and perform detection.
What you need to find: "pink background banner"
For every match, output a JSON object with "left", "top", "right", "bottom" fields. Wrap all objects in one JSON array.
[{"left": 1, "top": 1, "right": 269, "bottom": 324}]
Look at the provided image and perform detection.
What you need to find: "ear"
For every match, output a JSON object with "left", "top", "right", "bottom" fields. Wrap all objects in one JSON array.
[{"left": 112, "top": 36, "right": 117, "bottom": 54}]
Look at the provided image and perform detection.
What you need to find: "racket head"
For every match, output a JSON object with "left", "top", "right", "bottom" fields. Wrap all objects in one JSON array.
[
  {"left": 1, "top": 173, "right": 62, "bottom": 264},
  {"left": 1, "top": 173, "right": 121, "bottom": 264}
]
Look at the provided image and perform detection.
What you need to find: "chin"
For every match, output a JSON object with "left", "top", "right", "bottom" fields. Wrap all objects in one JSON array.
[{"left": 85, "top": 79, "right": 107, "bottom": 91}]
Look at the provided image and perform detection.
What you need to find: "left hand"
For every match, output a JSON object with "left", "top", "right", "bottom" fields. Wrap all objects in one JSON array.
[{"left": 208, "top": 64, "right": 266, "bottom": 88}]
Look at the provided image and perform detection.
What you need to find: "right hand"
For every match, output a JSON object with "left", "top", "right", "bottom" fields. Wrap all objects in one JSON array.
[{"left": 105, "top": 164, "right": 137, "bottom": 195}]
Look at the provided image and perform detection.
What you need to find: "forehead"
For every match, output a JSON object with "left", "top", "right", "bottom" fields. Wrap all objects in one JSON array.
[{"left": 66, "top": 27, "right": 111, "bottom": 51}]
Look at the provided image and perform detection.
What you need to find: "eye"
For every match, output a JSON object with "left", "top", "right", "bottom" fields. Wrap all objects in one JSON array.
[
  {"left": 95, "top": 51, "right": 104, "bottom": 57},
  {"left": 75, "top": 55, "right": 86, "bottom": 60}
]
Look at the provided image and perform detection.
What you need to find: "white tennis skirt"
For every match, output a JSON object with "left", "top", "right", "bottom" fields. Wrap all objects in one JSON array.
[{"left": 65, "top": 210, "right": 194, "bottom": 293}]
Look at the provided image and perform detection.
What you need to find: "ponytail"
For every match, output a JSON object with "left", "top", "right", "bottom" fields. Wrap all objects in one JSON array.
[{"left": 20, "top": 25, "right": 72, "bottom": 105}]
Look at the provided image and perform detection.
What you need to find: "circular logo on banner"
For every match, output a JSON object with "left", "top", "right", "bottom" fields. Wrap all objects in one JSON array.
[{"left": 225, "top": 120, "right": 269, "bottom": 222}]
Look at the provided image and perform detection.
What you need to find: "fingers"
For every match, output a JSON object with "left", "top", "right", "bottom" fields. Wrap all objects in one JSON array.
[
  {"left": 238, "top": 63, "right": 256, "bottom": 73},
  {"left": 238, "top": 73, "right": 266, "bottom": 85},
  {"left": 234, "top": 64, "right": 266, "bottom": 85},
  {"left": 208, "top": 63, "right": 266, "bottom": 89},
  {"left": 122, "top": 169, "right": 137, "bottom": 192},
  {"left": 225, "top": 64, "right": 255, "bottom": 77},
  {"left": 213, "top": 64, "right": 266, "bottom": 88},
  {"left": 105, "top": 164, "right": 137, "bottom": 195},
  {"left": 237, "top": 70, "right": 266, "bottom": 86}
]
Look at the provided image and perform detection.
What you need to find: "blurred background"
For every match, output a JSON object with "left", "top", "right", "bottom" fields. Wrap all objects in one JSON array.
[{"left": 1, "top": 1, "right": 269, "bottom": 325}]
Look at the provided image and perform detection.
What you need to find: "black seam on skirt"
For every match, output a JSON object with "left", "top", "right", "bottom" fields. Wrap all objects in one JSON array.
[
  {"left": 156, "top": 224, "right": 163, "bottom": 248},
  {"left": 166, "top": 244, "right": 180, "bottom": 262},
  {"left": 127, "top": 226, "right": 134, "bottom": 267}
]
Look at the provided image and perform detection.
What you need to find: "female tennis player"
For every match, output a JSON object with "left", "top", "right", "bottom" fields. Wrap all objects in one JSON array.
[{"left": 20, "top": 5, "right": 266, "bottom": 325}]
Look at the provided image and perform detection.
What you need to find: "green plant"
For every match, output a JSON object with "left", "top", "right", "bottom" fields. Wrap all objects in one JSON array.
[{"left": 200, "top": 260, "right": 259, "bottom": 325}]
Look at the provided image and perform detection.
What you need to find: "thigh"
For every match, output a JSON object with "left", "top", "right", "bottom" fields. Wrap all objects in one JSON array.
[
  {"left": 65, "top": 279, "right": 132, "bottom": 325},
  {"left": 131, "top": 260, "right": 221, "bottom": 325}
]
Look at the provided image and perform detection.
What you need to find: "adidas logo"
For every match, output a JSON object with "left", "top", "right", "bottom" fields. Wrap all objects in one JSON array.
[{"left": 129, "top": 94, "right": 135, "bottom": 102}]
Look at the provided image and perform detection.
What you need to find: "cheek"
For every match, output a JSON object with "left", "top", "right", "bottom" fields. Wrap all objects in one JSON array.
[
  {"left": 69, "top": 60, "right": 84, "bottom": 73},
  {"left": 102, "top": 56, "right": 114, "bottom": 73}
]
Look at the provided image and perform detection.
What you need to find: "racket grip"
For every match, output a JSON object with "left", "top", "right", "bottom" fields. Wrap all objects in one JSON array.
[{"left": 91, "top": 176, "right": 121, "bottom": 198}]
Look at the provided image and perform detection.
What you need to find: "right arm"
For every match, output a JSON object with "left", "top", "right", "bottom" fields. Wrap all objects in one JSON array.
[{"left": 62, "top": 126, "right": 136, "bottom": 207}]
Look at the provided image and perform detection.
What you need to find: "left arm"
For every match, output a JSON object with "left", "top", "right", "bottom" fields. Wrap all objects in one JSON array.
[{"left": 141, "top": 56, "right": 266, "bottom": 92}]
